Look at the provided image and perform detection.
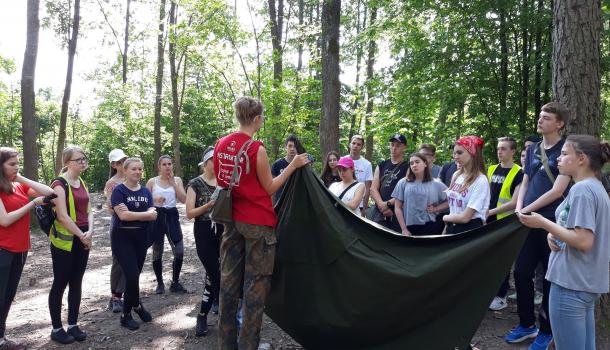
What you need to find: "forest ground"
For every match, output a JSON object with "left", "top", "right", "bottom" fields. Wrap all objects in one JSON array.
[{"left": 6, "top": 193, "right": 609, "bottom": 349}]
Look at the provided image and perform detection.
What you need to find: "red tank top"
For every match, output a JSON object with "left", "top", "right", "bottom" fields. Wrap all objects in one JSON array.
[
  {"left": 0, "top": 183, "right": 31, "bottom": 252},
  {"left": 214, "top": 132, "right": 277, "bottom": 228}
]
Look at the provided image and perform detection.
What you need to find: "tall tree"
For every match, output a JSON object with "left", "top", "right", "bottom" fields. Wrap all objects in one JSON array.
[
  {"left": 169, "top": 0, "right": 182, "bottom": 177},
  {"left": 319, "top": 0, "right": 341, "bottom": 161},
  {"left": 364, "top": 3, "right": 377, "bottom": 161},
  {"left": 21, "top": 0, "right": 41, "bottom": 181},
  {"left": 55, "top": 0, "right": 81, "bottom": 174},
  {"left": 153, "top": 0, "right": 166, "bottom": 172},
  {"left": 267, "top": 0, "right": 284, "bottom": 159},
  {"left": 122, "top": 0, "right": 131, "bottom": 84},
  {"left": 552, "top": 0, "right": 601, "bottom": 135}
]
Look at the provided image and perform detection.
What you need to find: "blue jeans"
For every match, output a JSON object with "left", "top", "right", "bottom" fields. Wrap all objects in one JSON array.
[{"left": 549, "top": 283, "right": 599, "bottom": 350}]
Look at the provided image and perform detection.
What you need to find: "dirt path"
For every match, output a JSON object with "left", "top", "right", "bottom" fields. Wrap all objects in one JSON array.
[{"left": 5, "top": 193, "right": 608, "bottom": 349}]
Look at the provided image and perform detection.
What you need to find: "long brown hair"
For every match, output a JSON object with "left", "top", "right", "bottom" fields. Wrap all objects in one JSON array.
[
  {"left": 321, "top": 151, "right": 340, "bottom": 185},
  {"left": 406, "top": 152, "right": 432, "bottom": 182},
  {"left": 0, "top": 147, "right": 19, "bottom": 194}
]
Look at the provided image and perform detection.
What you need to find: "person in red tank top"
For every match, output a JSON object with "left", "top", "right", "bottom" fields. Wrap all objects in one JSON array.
[
  {"left": 214, "top": 96, "right": 310, "bottom": 350},
  {"left": 0, "top": 147, "right": 54, "bottom": 350}
]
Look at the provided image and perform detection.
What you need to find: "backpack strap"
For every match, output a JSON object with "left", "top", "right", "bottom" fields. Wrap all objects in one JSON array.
[
  {"left": 538, "top": 141, "right": 556, "bottom": 184},
  {"left": 339, "top": 182, "right": 360, "bottom": 200},
  {"left": 228, "top": 139, "right": 255, "bottom": 191}
]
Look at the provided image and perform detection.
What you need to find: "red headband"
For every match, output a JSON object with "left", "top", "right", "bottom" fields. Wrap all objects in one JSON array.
[{"left": 456, "top": 136, "right": 484, "bottom": 156}]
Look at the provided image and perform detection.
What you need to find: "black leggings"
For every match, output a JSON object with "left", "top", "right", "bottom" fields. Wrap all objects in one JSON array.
[
  {"left": 194, "top": 220, "right": 223, "bottom": 315},
  {"left": 0, "top": 249, "right": 27, "bottom": 338},
  {"left": 112, "top": 227, "right": 148, "bottom": 314},
  {"left": 49, "top": 234, "right": 90, "bottom": 329},
  {"left": 151, "top": 207, "right": 184, "bottom": 284}
]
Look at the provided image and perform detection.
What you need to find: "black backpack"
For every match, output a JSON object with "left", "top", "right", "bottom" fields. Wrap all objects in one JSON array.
[{"left": 35, "top": 177, "right": 68, "bottom": 236}]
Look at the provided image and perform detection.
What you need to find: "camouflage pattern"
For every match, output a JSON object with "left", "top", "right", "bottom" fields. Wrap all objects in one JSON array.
[{"left": 219, "top": 221, "right": 277, "bottom": 350}]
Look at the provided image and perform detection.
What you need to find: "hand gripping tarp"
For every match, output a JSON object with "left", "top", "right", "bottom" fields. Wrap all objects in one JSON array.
[{"left": 266, "top": 166, "right": 529, "bottom": 350}]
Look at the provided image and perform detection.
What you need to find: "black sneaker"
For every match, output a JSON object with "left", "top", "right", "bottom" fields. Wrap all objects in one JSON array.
[
  {"left": 110, "top": 298, "right": 123, "bottom": 313},
  {"left": 195, "top": 314, "right": 208, "bottom": 337},
  {"left": 67, "top": 326, "right": 87, "bottom": 341},
  {"left": 155, "top": 282, "right": 165, "bottom": 294},
  {"left": 50, "top": 328, "right": 75, "bottom": 344},
  {"left": 120, "top": 313, "right": 139, "bottom": 330},
  {"left": 133, "top": 304, "right": 152, "bottom": 322},
  {"left": 169, "top": 281, "right": 187, "bottom": 293}
]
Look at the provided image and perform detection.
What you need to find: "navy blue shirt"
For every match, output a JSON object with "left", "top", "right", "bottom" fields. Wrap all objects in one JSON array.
[
  {"left": 111, "top": 183, "right": 153, "bottom": 229},
  {"left": 272, "top": 158, "right": 290, "bottom": 202},
  {"left": 523, "top": 140, "right": 568, "bottom": 219}
]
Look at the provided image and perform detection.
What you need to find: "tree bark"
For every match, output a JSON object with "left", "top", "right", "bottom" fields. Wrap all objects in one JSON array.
[
  {"left": 533, "top": 0, "right": 544, "bottom": 119},
  {"left": 364, "top": 5, "right": 376, "bottom": 161},
  {"left": 268, "top": 0, "right": 284, "bottom": 160},
  {"left": 169, "top": 1, "right": 182, "bottom": 177},
  {"left": 55, "top": 0, "right": 81, "bottom": 175},
  {"left": 21, "top": 0, "right": 40, "bottom": 181},
  {"left": 122, "top": 0, "right": 131, "bottom": 84},
  {"left": 319, "top": 0, "right": 341, "bottom": 161},
  {"left": 520, "top": 0, "right": 530, "bottom": 138},
  {"left": 552, "top": 0, "right": 601, "bottom": 135},
  {"left": 153, "top": 0, "right": 166, "bottom": 173}
]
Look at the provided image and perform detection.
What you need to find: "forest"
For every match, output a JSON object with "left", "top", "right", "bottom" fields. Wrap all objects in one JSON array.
[{"left": 1, "top": 0, "right": 609, "bottom": 191}]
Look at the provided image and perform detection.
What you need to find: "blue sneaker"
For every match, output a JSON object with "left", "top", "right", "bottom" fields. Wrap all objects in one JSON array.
[
  {"left": 528, "top": 332, "right": 553, "bottom": 350},
  {"left": 504, "top": 325, "right": 539, "bottom": 343}
]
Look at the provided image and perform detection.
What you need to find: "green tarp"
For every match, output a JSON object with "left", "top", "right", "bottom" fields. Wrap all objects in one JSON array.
[{"left": 266, "top": 166, "right": 529, "bottom": 350}]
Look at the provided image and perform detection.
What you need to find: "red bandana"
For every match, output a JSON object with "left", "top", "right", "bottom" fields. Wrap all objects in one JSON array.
[{"left": 456, "top": 136, "right": 484, "bottom": 156}]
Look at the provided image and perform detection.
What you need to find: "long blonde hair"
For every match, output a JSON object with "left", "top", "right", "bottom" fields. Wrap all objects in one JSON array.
[{"left": 59, "top": 145, "right": 87, "bottom": 175}]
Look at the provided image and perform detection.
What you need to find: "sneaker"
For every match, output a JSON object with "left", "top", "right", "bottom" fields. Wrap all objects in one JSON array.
[
  {"left": 534, "top": 291, "right": 543, "bottom": 305},
  {"left": 110, "top": 298, "right": 123, "bottom": 313},
  {"left": 120, "top": 313, "right": 139, "bottom": 330},
  {"left": 528, "top": 332, "right": 553, "bottom": 350},
  {"left": 489, "top": 296, "right": 508, "bottom": 311},
  {"left": 195, "top": 314, "right": 208, "bottom": 336},
  {"left": 133, "top": 304, "right": 152, "bottom": 322},
  {"left": 504, "top": 325, "right": 539, "bottom": 343},
  {"left": 67, "top": 326, "right": 87, "bottom": 341},
  {"left": 0, "top": 339, "right": 27, "bottom": 350},
  {"left": 50, "top": 328, "right": 75, "bottom": 344},
  {"left": 155, "top": 282, "right": 165, "bottom": 295},
  {"left": 211, "top": 300, "right": 219, "bottom": 315},
  {"left": 169, "top": 281, "right": 187, "bottom": 293}
]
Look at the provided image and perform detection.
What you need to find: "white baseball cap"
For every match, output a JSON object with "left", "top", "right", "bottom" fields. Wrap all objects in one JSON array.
[
  {"left": 108, "top": 149, "right": 128, "bottom": 163},
  {"left": 198, "top": 147, "right": 214, "bottom": 167}
]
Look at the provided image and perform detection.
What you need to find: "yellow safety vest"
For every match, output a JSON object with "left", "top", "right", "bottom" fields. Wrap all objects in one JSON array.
[
  {"left": 50, "top": 176, "right": 90, "bottom": 252},
  {"left": 487, "top": 164, "right": 521, "bottom": 219}
]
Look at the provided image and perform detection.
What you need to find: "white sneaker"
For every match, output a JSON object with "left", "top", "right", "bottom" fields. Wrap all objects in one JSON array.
[{"left": 489, "top": 296, "right": 508, "bottom": 311}]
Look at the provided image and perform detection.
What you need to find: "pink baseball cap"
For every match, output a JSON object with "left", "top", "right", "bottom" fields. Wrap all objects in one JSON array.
[{"left": 336, "top": 156, "right": 354, "bottom": 169}]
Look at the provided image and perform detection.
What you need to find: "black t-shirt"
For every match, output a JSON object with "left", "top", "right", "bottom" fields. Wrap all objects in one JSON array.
[
  {"left": 187, "top": 176, "right": 215, "bottom": 222},
  {"left": 377, "top": 159, "right": 409, "bottom": 201},
  {"left": 439, "top": 162, "right": 458, "bottom": 187},
  {"left": 488, "top": 165, "right": 524, "bottom": 222},
  {"left": 272, "top": 158, "right": 290, "bottom": 202},
  {"left": 111, "top": 183, "right": 153, "bottom": 229}
]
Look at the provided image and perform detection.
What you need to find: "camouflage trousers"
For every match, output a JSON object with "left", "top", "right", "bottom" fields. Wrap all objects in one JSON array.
[{"left": 218, "top": 221, "right": 277, "bottom": 350}]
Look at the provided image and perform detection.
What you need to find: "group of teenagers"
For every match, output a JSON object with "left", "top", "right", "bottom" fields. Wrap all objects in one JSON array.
[
  {"left": 0, "top": 96, "right": 609, "bottom": 350},
  {"left": 314, "top": 101, "right": 610, "bottom": 350}
]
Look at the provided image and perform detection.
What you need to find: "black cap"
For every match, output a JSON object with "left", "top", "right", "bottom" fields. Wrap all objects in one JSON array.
[{"left": 389, "top": 133, "right": 407, "bottom": 145}]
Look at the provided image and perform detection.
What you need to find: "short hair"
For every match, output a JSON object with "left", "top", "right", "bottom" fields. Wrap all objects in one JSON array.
[
  {"left": 541, "top": 102, "right": 569, "bottom": 129},
  {"left": 525, "top": 135, "right": 541, "bottom": 145},
  {"left": 285, "top": 134, "right": 298, "bottom": 146},
  {"left": 419, "top": 143, "right": 437, "bottom": 154},
  {"left": 233, "top": 96, "right": 263, "bottom": 125},
  {"left": 497, "top": 137, "right": 517, "bottom": 150},
  {"left": 351, "top": 134, "right": 364, "bottom": 144}
]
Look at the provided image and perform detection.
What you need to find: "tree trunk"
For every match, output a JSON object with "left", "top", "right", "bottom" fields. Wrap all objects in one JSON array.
[
  {"left": 153, "top": 0, "right": 166, "bottom": 173},
  {"left": 55, "top": 0, "right": 81, "bottom": 175},
  {"left": 122, "top": 0, "right": 131, "bottom": 84},
  {"left": 348, "top": 0, "right": 364, "bottom": 148},
  {"left": 319, "top": 0, "right": 341, "bottom": 161},
  {"left": 364, "top": 5, "right": 376, "bottom": 161},
  {"left": 268, "top": 0, "right": 284, "bottom": 160},
  {"left": 552, "top": 0, "right": 601, "bottom": 135},
  {"left": 499, "top": 3, "right": 508, "bottom": 133},
  {"left": 169, "top": 1, "right": 182, "bottom": 177},
  {"left": 533, "top": 0, "right": 543, "bottom": 119},
  {"left": 21, "top": 0, "right": 40, "bottom": 181},
  {"left": 520, "top": 0, "right": 530, "bottom": 138}
]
